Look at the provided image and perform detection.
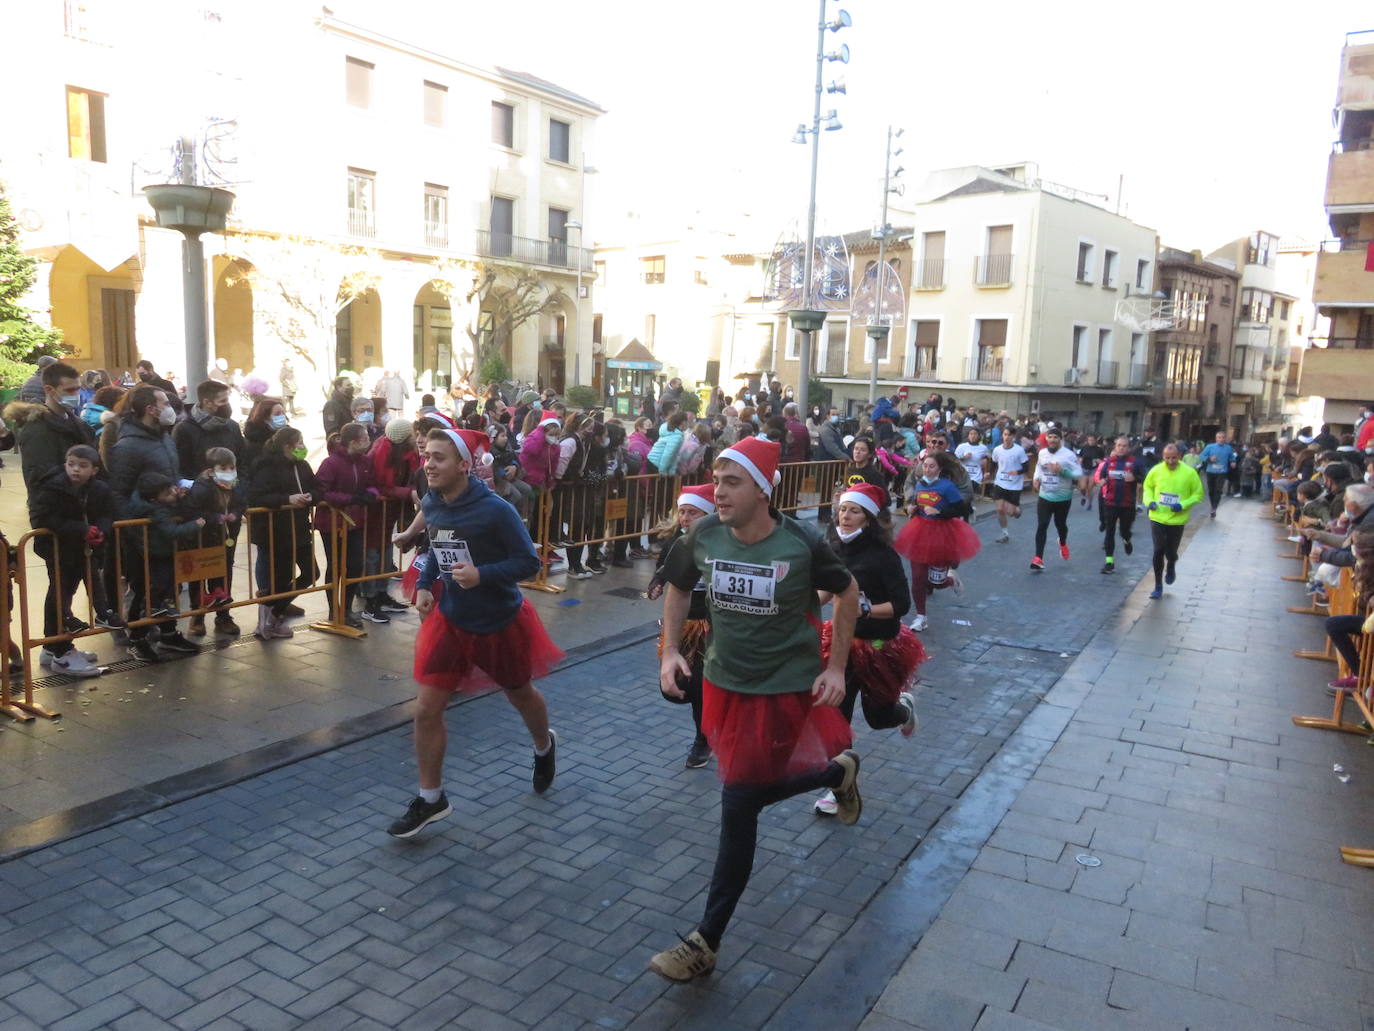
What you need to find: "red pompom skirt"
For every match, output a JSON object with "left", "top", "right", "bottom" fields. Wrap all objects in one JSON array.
[
  {"left": 820, "top": 622, "right": 927, "bottom": 707},
  {"left": 894, "top": 516, "right": 981, "bottom": 566},
  {"left": 414, "top": 599, "right": 564, "bottom": 692},
  {"left": 702, "top": 678, "right": 852, "bottom": 784}
]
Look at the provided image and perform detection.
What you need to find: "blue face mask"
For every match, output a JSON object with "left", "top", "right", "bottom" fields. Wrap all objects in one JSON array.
[
  {"left": 269, "top": 414, "right": 288, "bottom": 429},
  {"left": 58, "top": 394, "right": 81, "bottom": 410},
  {"left": 355, "top": 412, "right": 374, "bottom": 424}
]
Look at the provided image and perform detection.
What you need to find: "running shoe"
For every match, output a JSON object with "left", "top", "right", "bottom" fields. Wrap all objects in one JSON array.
[
  {"left": 1101, "top": 562, "right": 1115, "bottom": 575},
  {"left": 378, "top": 597, "right": 410, "bottom": 612},
  {"left": 158, "top": 633, "right": 200, "bottom": 655},
  {"left": 1287, "top": 534, "right": 1303, "bottom": 543},
  {"left": 1030, "top": 557, "right": 1044, "bottom": 572},
  {"left": 628, "top": 547, "right": 651, "bottom": 560},
  {"left": 49, "top": 651, "right": 102, "bottom": 678},
  {"left": 649, "top": 931, "right": 716, "bottom": 983},
  {"left": 360, "top": 604, "right": 391, "bottom": 624},
  {"left": 128, "top": 639, "right": 161, "bottom": 663},
  {"left": 832, "top": 750, "right": 862, "bottom": 825},
  {"left": 948, "top": 570, "right": 964, "bottom": 596},
  {"left": 1059, "top": 544, "right": 1070, "bottom": 561},
  {"left": 567, "top": 567, "right": 593, "bottom": 580},
  {"left": 1164, "top": 565, "right": 1176, "bottom": 585},
  {"left": 995, "top": 530, "right": 1009, "bottom": 543},
  {"left": 533, "top": 730, "right": 557, "bottom": 793},
  {"left": 813, "top": 790, "right": 838, "bottom": 816},
  {"left": 386, "top": 793, "right": 452, "bottom": 838},
  {"left": 64, "top": 615, "right": 90, "bottom": 634},
  {"left": 1328, "top": 675, "right": 1358, "bottom": 692},
  {"left": 909, "top": 614, "right": 928, "bottom": 632},
  {"left": 685, "top": 736, "right": 711, "bottom": 769},
  {"left": 1123, "top": 539, "right": 1133, "bottom": 556},
  {"left": 95, "top": 610, "right": 126, "bottom": 630},
  {"left": 1149, "top": 586, "right": 1163, "bottom": 599},
  {"left": 899, "top": 691, "right": 919, "bottom": 738},
  {"left": 587, "top": 558, "right": 608, "bottom": 575},
  {"left": 40, "top": 646, "right": 97, "bottom": 666},
  {"left": 1210, "top": 509, "right": 1217, "bottom": 519}
]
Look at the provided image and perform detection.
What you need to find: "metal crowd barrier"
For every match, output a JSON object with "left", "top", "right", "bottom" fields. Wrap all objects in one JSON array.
[{"left": 519, "top": 459, "right": 849, "bottom": 593}]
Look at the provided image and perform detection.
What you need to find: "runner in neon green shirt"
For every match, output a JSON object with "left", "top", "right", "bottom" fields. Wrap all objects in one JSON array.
[{"left": 1141, "top": 443, "right": 1203, "bottom": 598}]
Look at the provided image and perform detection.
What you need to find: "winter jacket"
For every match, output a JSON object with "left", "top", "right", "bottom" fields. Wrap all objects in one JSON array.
[
  {"left": 648, "top": 427, "right": 685, "bottom": 474},
  {"left": 187, "top": 473, "right": 249, "bottom": 548},
  {"left": 246, "top": 452, "right": 319, "bottom": 547},
  {"left": 818, "top": 421, "right": 850, "bottom": 463},
  {"left": 121, "top": 493, "right": 203, "bottom": 558},
  {"left": 416, "top": 475, "right": 541, "bottom": 634},
  {"left": 625, "top": 431, "right": 653, "bottom": 476},
  {"left": 783, "top": 418, "right": 811, "bottom": 463},
  {"left": 834, "top": 525, "right": 910, "bottom": 641},
  {"left": 136, "top": 372, "right": 184, "bottom": 413},
  {"left": 369, "top": 434, "right": 422, "bottom": 531},
  {"left": 518, "top": 426, "right": 559, "bottom": 490},
  {"left": 108, "top": 417, "right": 180, "bottom": 511},
  {"left": 313, "top": 443, "right": 379, "bottom": 534},
  {"left": 173, "top": 407, "right": 245, "bottom": 480},
  {"left": 27, "top": 465, "right": 114, "bottom": 561},
  {"left": 321, "top": 389, "right": 354, "bottom": 437},
  {"left": 7, "top": 401, "right": 97, "bottom": 490},
  {"left": 80, "top": 402, "right": 112, "bottom": 439},
  {"left": 1310, "top": 504, "right": 1373, "bottom": 567},
  {"left": 241, "top": 419, "right": 277, "bottom": 481},
  {"left": 375, "top": 374, "right": 408, "bottom": 410}
]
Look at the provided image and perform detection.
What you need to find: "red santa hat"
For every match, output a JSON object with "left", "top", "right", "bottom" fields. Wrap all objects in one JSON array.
[
  {"left": 839, "top": 482, "right": 888, "bottom": 516},
  {"left": 717, "top": 437, "right": 781, "bottom": 496},
  {"left": 440, "top": 428, "right": 493, "bottom": 467},
  {"left": 538, "top": 410, "right": 562, "bottom": 429},
  {"left": 676, "top": 483, "right": 716, "bottom": 514}
]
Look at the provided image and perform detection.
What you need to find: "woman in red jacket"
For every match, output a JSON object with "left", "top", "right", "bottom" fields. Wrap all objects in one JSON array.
[
  {"left": 362, "top": 417, "right": 423, "bottom": 623},
  {"left": 314, "top": 422, "right": 380, "bottom": 628}
]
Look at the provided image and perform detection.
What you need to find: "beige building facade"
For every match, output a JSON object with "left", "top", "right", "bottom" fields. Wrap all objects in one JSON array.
[{"left": 4, "top": 3, "right": 601, "bottom": 402}]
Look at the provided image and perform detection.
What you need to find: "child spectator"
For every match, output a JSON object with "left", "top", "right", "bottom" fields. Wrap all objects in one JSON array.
[
  {"left": 122, "top": 472, "right": 205, "bottom": 662},
  {"left": 185, "top": 446, "right": 247, "bottom": 637},
  {"left": 27, "top": 444, "right": 114, "bottom": 677},
  {"left": 1297, "top": 480, "right": 1329, "bottom": 527}
]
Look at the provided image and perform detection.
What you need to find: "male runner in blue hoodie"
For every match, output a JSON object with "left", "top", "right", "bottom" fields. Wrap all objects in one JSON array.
[{"left": 387, "top": 428, "right": 563, "bottom": 839}]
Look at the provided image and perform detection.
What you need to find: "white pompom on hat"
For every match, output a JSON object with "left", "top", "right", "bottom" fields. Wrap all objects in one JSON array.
[{"left": 717, "top": 437, "right": 782, "bottom": 496}]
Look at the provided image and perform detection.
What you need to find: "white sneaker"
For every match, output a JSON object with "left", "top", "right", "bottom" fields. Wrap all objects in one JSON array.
[
  {"left": 996, "top": 530, "right": 1010, "bottom": 543},
  {"left": 40, "top": 647, "right": 97, "bottom": 666},
  {"left": 50, "top": 651, "right": 102, "bottom": 678},
  {"left": 949, "top": 571, "right": 964, "bottom": 596},
  {"left": 899, "top": 691, "right": 919, "bottom": 738},
  {"left": 910, "top": 614, "right": 929, "bottom": 632},
  {"left": 814, "top": 790, "right": 838, "bottom": 816},
  {"left": 269, "top": 614, "right": 294, "bottom": 639}
]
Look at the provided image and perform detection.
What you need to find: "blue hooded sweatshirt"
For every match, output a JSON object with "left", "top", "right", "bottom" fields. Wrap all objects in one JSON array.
[{"left": 416, "top": 475, "right": 540, "bottom": 634}]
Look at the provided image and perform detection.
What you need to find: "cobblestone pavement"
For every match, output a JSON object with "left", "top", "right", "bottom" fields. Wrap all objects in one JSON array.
[{"left": 0, "top": 501, "right": 1157, "bottom": 1029}]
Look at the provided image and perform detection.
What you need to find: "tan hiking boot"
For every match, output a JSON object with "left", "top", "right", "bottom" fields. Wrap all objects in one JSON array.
[
  {"left": 832, "top": 750, "right": 862, "bottom": 826},
  {"left": 649, "top": 931, "right": 716, "bottom": 983}
]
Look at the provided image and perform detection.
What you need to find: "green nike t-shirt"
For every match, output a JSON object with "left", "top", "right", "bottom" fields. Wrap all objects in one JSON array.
[{"left": 663, "top": 510, "right": 853, "bottom": 695}]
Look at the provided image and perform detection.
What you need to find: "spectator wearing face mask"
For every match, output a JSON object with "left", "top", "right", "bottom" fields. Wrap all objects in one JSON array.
[
  {"left": 8, "top": 360, "right": 96, "bottom": 491},
  {"left": 242, "top": 397, "right": 290, "bottom": 481},
  {"left": 349, "top": 395, "right": 382, "bottom": 443},
  {"left": 322, "top": 376, "right": 355, "bottom": 437},
  {"left": 173, "top": 380, "right": 245, "bottom": 481},
  {"left": 133, "top": 359, "right": 184, "bottom": 414},
  {"left": 185, "top": 446, "right": 247, "bottom": 638}
]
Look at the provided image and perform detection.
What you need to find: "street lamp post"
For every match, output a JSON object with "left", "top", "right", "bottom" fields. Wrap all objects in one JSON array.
[{"left": 789, "top": 1, "right": 849, "bottom": 416}]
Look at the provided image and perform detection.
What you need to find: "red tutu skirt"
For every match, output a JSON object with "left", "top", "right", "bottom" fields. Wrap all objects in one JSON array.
[
  {"left": 894, "top": 516, "right": 981, "bottom": 566},
  {"left": 414, "top": 599, "right": 564, "bottom": 692},
  {"left": 820, "top": 623, "right": 927, "bottom": 707},
  {"left": 702, "top": 678, "right": 852, "bottom": 784}
]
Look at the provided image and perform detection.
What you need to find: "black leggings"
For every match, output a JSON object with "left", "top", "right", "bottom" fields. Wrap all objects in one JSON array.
[
  {"left": 1034, "top": 498, "right": 1071, "bottom": 557},
  {"left": 1206, "top": 472, "right": 1227, "bottom": 510},
  {"left": 1150, "top": 522, "right": 1184, "bottom": 584},
  {"left": 1101, "top": 506, "right": 1135, "bottom": 558},
  {"left": 698, "top": 763, "right": 844, "bottom": 948},
  {"left": 1326, "top": 614, "right": 1363, "bottom": 671},
  {"left": 839, "top": 661, "right": 909, "bottom": 730}
]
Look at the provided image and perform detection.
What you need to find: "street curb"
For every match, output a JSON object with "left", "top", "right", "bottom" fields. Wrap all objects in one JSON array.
[
  {"left": 764, "top": 506, "right": 1211, "bottom": 1031},
  {"left": 0, "top": 620, "right": 661, "bottom": 865}
]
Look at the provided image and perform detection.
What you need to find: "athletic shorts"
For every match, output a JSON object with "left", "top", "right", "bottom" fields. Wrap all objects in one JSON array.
[{"left": 993, "top": 486, "right": 1022, "bottom": 505}]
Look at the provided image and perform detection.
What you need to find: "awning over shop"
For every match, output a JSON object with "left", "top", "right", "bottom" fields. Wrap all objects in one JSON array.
[{"left": 606, "top": 339, "right": 662, "bottom": 371}]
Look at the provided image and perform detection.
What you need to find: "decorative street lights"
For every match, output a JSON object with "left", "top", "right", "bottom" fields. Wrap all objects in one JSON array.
[
  {"left": 867, "top": 125, "right": 905, "bottom": 404},
  {"left": 789, "top": 1, "right": 850, "bottom": 416},
  {"left": 143, "top": 136, "right": 233, "bottom": 386}
]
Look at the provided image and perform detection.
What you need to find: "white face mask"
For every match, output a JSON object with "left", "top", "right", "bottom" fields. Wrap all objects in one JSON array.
[
  {"left": 213, "top": 470, "right": 237, "bottom": 487},
  {"left": 157, "top": 405, "right": 176, "bottom": 427},
  {"left": 836, "top": 526, "right": 863, "bottom": 543}
]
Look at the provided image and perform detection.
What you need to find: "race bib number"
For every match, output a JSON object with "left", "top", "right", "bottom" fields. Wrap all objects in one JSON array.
[
  {"left": 430, "top": 529, "right": 473, "bottom": 573},
  {"left": 1108, "top": 469, "right": 1125, "bottom": 480},
  {"left": 710, "top": 559, "right": 778, "bottom": 615},
  {"left": 1039, "top": 473, "right": 1061, "bottom": 492},
  {"left": 1160, "top": 492, "right": 1179, "bottom": 506}
]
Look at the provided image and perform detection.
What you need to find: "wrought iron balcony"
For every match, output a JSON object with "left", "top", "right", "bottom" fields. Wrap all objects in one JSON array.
[
  {"left": 347, "top": 208, "right": 375, "bottom": 239},
  {"left": 915, "top": 258, "right": 945, "bottom": 290},
  {"left": 965, "top": 354, "right": 1005, "bottom": 383},
  {"left": 424, "top": 221, "right": 448, "bottom": 248},
  {"left": 476, "top": 230, "right": 593, "bottom": 269},
  {"left": 974, "top": 253, "right": 1013, "bottom": 287},
  {"left": 1097, "top": 359, "right": 1119, "bottom": 387}
]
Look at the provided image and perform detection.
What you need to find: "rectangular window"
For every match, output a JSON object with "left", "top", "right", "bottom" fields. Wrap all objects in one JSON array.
[
  {"left": 66, "top": 85, "right": 107, "bottom": 162},
  {"left": 823, "top": 321, "right": 847, "bottom": 374},
  {"left": 1097, "top": 327, "right": 1112, "bottom": 360},
  {"left": 345, "top": 57, "right": 373, "bottom": 108},
  {"left": 423, "top": 80, "right": 447, "bottom": 127},
  {"left": 1071, "top": 325, "right": 1087, "bottom": 368},
  {"left": 919, "top": 231, "right": 946, "bottom": 288},
  {"left": 1102, "top": 249, "right": 1118, "bottom": 287},
  {"left": 1076, "top": 241, "right": 1093, "bottom": 281},
  {"left": 912, "top": 320, "right": 939, "bottom": 376},
  {"left": 1135, "top": 258, "right": 1149, "bottom": 289},
  {"left": 1280, "top": 299, "right": 1291, "bottom": 320},
  {"left": 549, "top": 118, "right": 571, "bottom": 163},
  {"left": 593, "top": 260, "right": 606, "bottom": 286},
  {"left": 491, "top": 101, "right": 514, "bottom": 147},
  {"left": 641, "top": 255, "right": 665, "bottom": 284},
  {"left": 423, "top": 184, "right": 447, "bottom": 247},
  {"left": 644, "top": 314, "right": 656, "bottom": 348},
  {"left": 489, "top": 196, "right": 514, "bottom": 256},
  {"left": 346, "top": 167, "right": 375, "bottom": 238},
  {"left": 548, "top": 207, "right": 569, "bottom": 265},
  {"left": 975, "top": 318, "right": 1007, "bottom": 381}
]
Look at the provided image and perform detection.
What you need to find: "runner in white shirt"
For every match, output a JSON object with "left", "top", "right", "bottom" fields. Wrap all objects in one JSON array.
[
  {"left": 954, "top": 428, "right": 990, "bottom": 501},
  {"left": 990, "top": 433, "right": 1029, "bottom": 543}
]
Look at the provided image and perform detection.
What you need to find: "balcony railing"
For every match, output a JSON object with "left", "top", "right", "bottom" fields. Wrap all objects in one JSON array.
[
  {"left": 1126, "top": 363, "right": 1148, "bottom": 388},
  {"left": 347, "top": 208, "right": 375, "bottom": 239},
  {"left": 424, "top": 221, "right": 448, "bottom": 248},
  {"left": 974, "top": 253, "right": 1014, "bottom": 287},
  {"left": 915, "top": 258, "right": 946, "bottom": 290},
  {"left": 1150, "top": 374, "right": 1199, "bottom": 404},
  {"left": 1321, "top": 236, "right": 1374, "bottom": 252},
  {"left": 1064, "top": 368, "right": 1084, "bottom": 385},
  {"left": 911, "top": 349, "right": 939, "bottom": 378},
  {"left": 641, "top": 272, "right": 665, "bottom": 284},
  {"left": 966, "top": 353, "right": 1005, "bottom": 383},
  {"left": 1097, "top": 359, "right": 1119, "bottom": 386},
  {"left": 475, "top": 230, "right": 593, "bottom": 269}
]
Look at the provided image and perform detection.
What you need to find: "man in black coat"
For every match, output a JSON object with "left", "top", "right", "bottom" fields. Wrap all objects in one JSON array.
[
  {"left": 173, "top": 380, "right": 245, "bottom": 480},
  {"left": 10, "top": 361, "right": 96, "bottom": 490},
  {"left": 322, "top": 377, "right": 355, "bottom": 437},
  {"left": 135, "top": 360, "right": 184, "bottom": 414}
]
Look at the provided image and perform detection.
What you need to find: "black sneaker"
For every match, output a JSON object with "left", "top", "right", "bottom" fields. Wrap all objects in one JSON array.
[
  {"left": 128, "top": 639, "right": 161, "bottom": 663},
  {"left": 1100, "top": 562, "right": 1115, "bottom": 575},
  {"left": 158, "top": 633, "right": 200, "bottom": 655},
  {"left": 386, "top": 794, "right": 452, "bottom": 839},
  {"left": 533, "top": 730, "right": 557, "bottom": 794},
  {"left": 95, "top": 610, "right": 126, "bottom": 630},
  {"left": 361, "top": 605, "right": 391, "bottom": 624},
  {"left": 378, "top": 597, "right": 409, "bottom": 612},
  {"left": 64, "top": 615, "right": 90, "bottom": 634},
  {"left": 1123, "top": 539, "right": 1133, "bottom": 556},
  {"left": 685, "top": 736, "right": 711, "bottom": 769},
  {"left": 586, "top": 558, "right": 607, "bottom": 575},
  {"left": 1164, "top": 565, "right": 1176, "bottom": 585}
]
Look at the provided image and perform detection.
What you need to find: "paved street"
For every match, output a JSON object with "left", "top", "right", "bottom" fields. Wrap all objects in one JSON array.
[{"left": 0, "top": 498, "right": 1366, "bottom": 1030}]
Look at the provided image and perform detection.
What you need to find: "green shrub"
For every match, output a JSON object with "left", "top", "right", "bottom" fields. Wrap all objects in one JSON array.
[{"left": 565, "top": 384, "right": 599, "bottom": 411}]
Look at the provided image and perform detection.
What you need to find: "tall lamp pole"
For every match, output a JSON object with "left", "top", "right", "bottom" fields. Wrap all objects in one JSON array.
[
  {"left": 867, "top": 125, "right": 904, "bottom": 404},
  {"left": 789, "top": 2, "right": 849, "bottom": 416}
]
